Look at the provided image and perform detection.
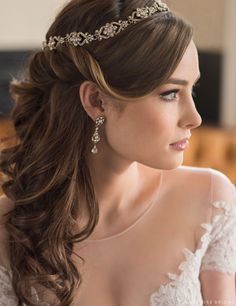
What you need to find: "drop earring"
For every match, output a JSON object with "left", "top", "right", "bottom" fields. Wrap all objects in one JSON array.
[{"left": 91, "top": 116, "right": 105, "bottom": 154}]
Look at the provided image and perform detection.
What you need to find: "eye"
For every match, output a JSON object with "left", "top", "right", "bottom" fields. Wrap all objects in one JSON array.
[
  {"left": 159, "top": 89, "right": 180, "bottom": 102},
  {"left": 192, "top": 89, "right": 196, "bottom": 98},
  {"left": 192, "top": 82, "right": 200, "bottom": 98}
]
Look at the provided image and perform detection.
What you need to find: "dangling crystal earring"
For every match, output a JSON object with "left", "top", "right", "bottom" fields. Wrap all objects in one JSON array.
[{"left": 91, "top": 116, "right": 105, "bottom": 154}]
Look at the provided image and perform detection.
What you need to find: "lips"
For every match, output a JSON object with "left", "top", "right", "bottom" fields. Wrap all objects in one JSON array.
[
  {"left": 170, "top": 137, "right": 190, "bottom": 145},
  {"left": 170, "top": 138, "right": 190, "bottom": 151}
]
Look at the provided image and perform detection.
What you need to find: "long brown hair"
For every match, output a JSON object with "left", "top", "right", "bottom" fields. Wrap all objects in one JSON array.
[{"left": 0, "top": 0, "right": 193, "bottom": 305}]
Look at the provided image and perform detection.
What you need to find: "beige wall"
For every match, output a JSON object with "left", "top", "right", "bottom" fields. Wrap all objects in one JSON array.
[
  {"left": 220, "top": 0, "right": 236, "bottom": 128},
  {"left": 0, "top": 0, "right": 67, "bottom": 50},
  {"left": 167, "top": 0, "right": 225, "bottom": 52}
]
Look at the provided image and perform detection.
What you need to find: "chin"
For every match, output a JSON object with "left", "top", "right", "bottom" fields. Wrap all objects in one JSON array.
[
  {"left": 161, "top": 155, "right": 184, "bottom": 170},
  {"left": 137, "top": 150, "right": 184, "bottom": 170},
  {"left": 142, "top": 158, "right": 183, "bottom": 171},
  {"left": 166, "top": 158, "right": 184, "bottom": 170}
]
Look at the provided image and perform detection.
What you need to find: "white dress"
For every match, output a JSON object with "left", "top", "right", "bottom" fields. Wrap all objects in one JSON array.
[{"left": 0, "top": 166, "right": 236, "bottom": 306}]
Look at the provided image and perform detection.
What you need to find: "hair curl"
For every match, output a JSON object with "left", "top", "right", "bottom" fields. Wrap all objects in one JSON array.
[{"left": 0, "top": 0, "right": 193, "bottom": 305}]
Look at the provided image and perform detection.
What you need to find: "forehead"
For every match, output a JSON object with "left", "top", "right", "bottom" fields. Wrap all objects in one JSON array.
[{"left": 170, "top": 40, "right": 200, "bottom": 80}]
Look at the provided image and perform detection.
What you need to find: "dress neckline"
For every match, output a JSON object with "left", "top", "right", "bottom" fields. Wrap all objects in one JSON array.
[{"left": 85, "top": 170, "right": 163, "bottom": 243}]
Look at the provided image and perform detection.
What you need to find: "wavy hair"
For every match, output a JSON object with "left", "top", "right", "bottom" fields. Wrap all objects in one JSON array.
[{"left": 0, "top": 0, "right": 193, "bottom": 305}]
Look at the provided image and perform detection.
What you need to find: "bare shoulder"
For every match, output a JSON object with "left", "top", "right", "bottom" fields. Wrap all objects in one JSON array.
[
  {"left": 0, "top": 194, "right": 14, "bottom": 226},
  {"left": 169, "top": 165, "right": 235, "bottom": 199},
  {"left": 166, "top": 165, "right": 233, "bottom": 188},
  {"left": 163, "top": 165, "right": 235, "bottom": 217},
  {"left": 162, "top": 166, "right": 217, "bottom": 217},
  {"left": 0, "top": 194, "right": 14, "bottom": 246},
  {"left": 174, "top": 165, "right": 232, "bottom": 181},
  {"left": 0, "top": 193, "right": 14, "bottom": 235},
  {"left": 168, "top": 164, "right": 212, "bottom": 178},
  {"left": 163, "top": 165, "right": 213, "bottom": 195},
  {"left": 0, "top": 195, "right": 14, "bottom": 267}
]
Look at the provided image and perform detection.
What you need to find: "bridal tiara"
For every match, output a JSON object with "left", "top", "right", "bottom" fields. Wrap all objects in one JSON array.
[{"left": 42, "top": 0, "right": 169, "bottom": 51}]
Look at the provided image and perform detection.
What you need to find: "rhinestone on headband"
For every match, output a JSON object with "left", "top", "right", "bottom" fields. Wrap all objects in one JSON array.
[{"left": 42, "top": 0, "right": 169, "bottom": 51}]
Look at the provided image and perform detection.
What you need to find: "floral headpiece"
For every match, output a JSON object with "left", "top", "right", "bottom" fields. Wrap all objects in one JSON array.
[{"left": 42, "top": 0, "right": 169, "bottom": 51}]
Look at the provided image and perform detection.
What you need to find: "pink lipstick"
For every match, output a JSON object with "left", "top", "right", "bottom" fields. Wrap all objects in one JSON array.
[{"left": 170, "top": 138, "right": 190, "bottom": 151}]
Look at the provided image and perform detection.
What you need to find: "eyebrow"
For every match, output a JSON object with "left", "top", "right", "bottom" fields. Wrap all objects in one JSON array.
[{"left": 162, "top": 74, "right": 201, "bottom": 86}]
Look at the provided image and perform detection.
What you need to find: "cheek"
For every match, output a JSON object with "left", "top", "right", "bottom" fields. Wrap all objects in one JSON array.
[
  {"left": 105, "top": 117, "right": 141, "bottom": 151},
  {"left": 105, "top": 109, "right": 176, "bottom": 154}
]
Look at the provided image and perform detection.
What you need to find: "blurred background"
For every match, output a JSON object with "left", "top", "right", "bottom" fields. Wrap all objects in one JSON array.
[{"left": 0, "top": 0, "right": 236, "bottom": 184}]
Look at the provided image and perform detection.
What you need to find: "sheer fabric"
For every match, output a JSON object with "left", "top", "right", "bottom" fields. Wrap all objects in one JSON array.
[{"left": 0, "top": 166, "right": 235, "bottom": 306}]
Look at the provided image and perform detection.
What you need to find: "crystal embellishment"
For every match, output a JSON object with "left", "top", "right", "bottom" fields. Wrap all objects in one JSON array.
[
  {"left": 95, "top": 116, "right": 105, "bottom": 125},
  {"left": 43, "top": 0, "right": 169, "bottom": 50},
  {"left": 136, "top": 8, "right": 149, "bottom": 18},
  {"left": 91, "top": 146, "right": 98, "bottom": 154},
  {"left": 91, "top": 116, "right": 105, "bottom": 154},
  {"left": 103, "top": 23, "right": 117, "bottom": 36},
  {"left": 91, "top": 128, "right": 100, "bottom": 143}
]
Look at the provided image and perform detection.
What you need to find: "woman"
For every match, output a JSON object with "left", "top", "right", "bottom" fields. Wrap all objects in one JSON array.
[{"left": 0, "top": 0, "right": 235, "bottom": 305}]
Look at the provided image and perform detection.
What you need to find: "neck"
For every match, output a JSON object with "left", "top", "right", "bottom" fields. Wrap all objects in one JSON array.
[{"left": 88, "top": 153, "right": 140, "bottom": 217}]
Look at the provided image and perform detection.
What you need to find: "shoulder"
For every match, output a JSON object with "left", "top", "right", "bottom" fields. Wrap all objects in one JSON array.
[
  {"left": 207, "top": 168, "right": 236, "bottom": 204},
  {"left": 163, "top": 166, "right": 235, "bottom": 222},
  {"left": 163, "top": 166, "right": 212, "bottom": 203},
  {"left": 0, "top": 193, "right": 14, "bottom": 214},
  {"left": 0, "top": 194, "right": 14, "bottom": 268},
  {"left": 0, "top": 194, "right": 14, "bottom": 228},
  {"left": 166, "top": 165, "right": 235, "bottom": 200}
]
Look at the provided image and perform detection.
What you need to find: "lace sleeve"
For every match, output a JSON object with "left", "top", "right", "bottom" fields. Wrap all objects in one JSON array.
[
  {"left": 0, "top": 265, "right": 49, "bottom": 306},
  {"left": 0, "top": 265, "right": 19, "bottom": 305},
  {"left": 200, "top": 169, "right": 236, "bottom": 275}
]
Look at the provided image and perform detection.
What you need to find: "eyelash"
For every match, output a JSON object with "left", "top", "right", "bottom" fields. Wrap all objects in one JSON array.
[
  {"left": 160, "top": 89, "right": 180, "bottom": 102},
  {"left": 160, "top": 82, "right": 200, "bottom": 102}
]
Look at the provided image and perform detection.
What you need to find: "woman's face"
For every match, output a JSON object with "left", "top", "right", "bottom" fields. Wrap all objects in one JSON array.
[{"left": 102, "top": 39, "right": 202, "bottom": 170}]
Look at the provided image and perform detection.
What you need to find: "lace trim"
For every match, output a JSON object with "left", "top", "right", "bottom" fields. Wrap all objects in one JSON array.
[
  {"left": 0, "top": 265, "right": 19, "bottom": 305},
  {"left": 149, "top": 223, "right": 210, "bottom": 305},
  {"left": 200, "top": 200, "right": 236, "bottom": 274},
  {"left": 0, "top": 265, "right": 49, "bottom": 306},
  {"left": 149, "top": 199, "right": 236, "bottom": 305}
]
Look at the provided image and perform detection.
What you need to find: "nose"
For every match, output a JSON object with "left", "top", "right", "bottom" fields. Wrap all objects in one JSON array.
[{"left": 178, "top": 96, "right": 202, "bottom": 130}]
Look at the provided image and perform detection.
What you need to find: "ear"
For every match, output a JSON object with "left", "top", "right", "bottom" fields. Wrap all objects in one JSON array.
[{"left": 79, "top": 81, "right": 106, "bottom": 121}]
